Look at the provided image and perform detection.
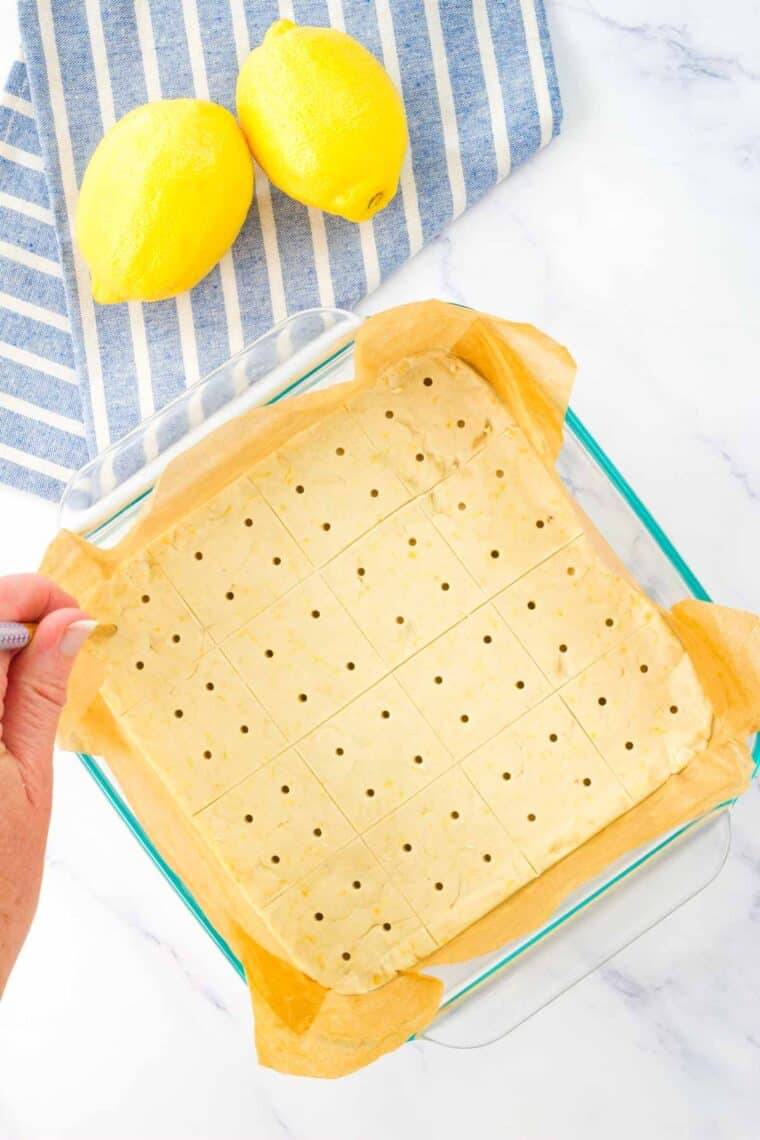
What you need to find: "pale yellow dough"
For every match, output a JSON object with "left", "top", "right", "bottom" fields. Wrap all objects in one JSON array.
[
  {"left": 250, "top": 408, "right": 409, "bottom": 565},
  {"left": 222, "top": 575, "right": 384, "bottom": 740},
  {"left": 494, "top": 534, "right": 659, "bottom": 683},
  {"left": 88, "top": 556, "right": 210, "bottom": 716},
  {"left": 263, "top": 839, "right": 436, "bottom": 993},
  {"left": 560, "top": 619, "right": 713, "bottom": 800},
  {"left": 87, "top": 345, "right": 715, "bottom": 994},
  {"left": 297, "top": 676, "right": 455, "bottom": 831},
  {"left": 347, "top": 350, "right": 513, "bottom": 493},
  {"left": 195, "top": 750, "right": 356, "bottom": 908},
  {"left": 148, "top": 474, "right": 310, "bottom": 641},
  {"left": 364, "top": 767, "right": 536, "bottom": 944},
  {"left": 323, "top": 502, "right": 483, "bottom": 667},
  {"left": 396, "top": 604, "right": 551, "bottom": 759},
  {"left": 122, "top": 650, "right": 285, "bottom": 814},
  {"left": 422, "top": 426, "right": 583, "bottom": 593},
  {"left": 463, "top": 695, "right": 633, "bottom": 872}
]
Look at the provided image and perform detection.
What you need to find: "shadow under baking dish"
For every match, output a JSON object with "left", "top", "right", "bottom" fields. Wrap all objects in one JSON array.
[{"left": 59, "top": 308, "right": 760, "bottom": 1050}]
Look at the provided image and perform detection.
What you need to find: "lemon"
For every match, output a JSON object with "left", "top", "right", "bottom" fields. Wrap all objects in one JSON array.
[
  {"left": 76, "top": 99, "right": 254, "bottom": 304},
  {"left": 237, "top": 20, "right": 407, "bottom": 223}
]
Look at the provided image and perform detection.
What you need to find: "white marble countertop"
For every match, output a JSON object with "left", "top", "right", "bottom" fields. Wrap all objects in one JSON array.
[{"left": 1, "top": 1, "right": 758, "bottom": 1136}]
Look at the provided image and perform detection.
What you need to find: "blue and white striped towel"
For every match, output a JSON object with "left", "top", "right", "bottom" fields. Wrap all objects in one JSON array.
[{"left": 0, "top": 1, "right": 561, "bottom": 501}]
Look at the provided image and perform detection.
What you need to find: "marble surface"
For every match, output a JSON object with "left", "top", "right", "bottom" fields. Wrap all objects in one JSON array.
[{"left": 1, "top": 1, "right": 759, "bottom": 1136}]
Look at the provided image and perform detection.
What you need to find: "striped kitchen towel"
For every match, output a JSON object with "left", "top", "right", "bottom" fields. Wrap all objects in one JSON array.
[{"left": 0, "top": 1, "right": 561, "bottom": 501}]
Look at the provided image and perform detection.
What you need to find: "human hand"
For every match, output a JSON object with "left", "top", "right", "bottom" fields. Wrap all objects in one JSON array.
[{"left": 0, "top": 575, "right": 94, "bottom": 995}]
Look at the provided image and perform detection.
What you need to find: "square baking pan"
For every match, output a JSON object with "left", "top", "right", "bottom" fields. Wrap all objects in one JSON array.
[{"left": 59, "top": 307, "right": 760, "bottom": 1050}]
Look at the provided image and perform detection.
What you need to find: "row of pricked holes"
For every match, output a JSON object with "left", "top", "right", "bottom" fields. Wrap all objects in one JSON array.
[
  {"left": 160, "top": 638, "right": 681, "bottom": 758},
  {"left": 173, "top": 663, "right": 679, "bottom": 739},
  {"left": 352, "top": 519, "right": 548, "bottom": 581},
  {"left": 179, "top": 694, "right": 678, "bottom": 771},
  {"left": 195, "top": 549, "right": 284, "bottom": 571}
]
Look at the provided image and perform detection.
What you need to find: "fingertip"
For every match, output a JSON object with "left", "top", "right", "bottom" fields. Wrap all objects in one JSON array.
[
  {"left": 59, "top": 619, "right": 98, "bottom": 658},
  {"left": 29, "top": 608, "right": 90, "bottom": 656}
]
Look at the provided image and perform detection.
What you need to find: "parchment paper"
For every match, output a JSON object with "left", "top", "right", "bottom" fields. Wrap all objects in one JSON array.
[{"left": 41, "top": 302, "right": 760, "bottom": 1077}]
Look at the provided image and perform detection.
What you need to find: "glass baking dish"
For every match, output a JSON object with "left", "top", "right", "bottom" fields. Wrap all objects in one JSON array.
[{"left": 59, "top": 307, "right": 760, "bottom": 1051}]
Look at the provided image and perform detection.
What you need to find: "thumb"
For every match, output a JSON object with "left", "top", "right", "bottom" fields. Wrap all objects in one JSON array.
[{"left": 2, "top": 609, "right": 95, "bottom": 805}]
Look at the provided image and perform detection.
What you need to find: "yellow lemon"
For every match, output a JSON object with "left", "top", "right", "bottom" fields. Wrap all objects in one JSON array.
[
  {"left": 237, "top": 20, "right": 407, "bottom": 223},
  {"left": 76, "top": 99, "right": 253, "bottom": 304}
]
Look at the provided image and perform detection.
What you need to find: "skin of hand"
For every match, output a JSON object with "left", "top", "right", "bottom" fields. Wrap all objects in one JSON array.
[{"left": 0, "top": 574, "right": 94, "bottom": 996}]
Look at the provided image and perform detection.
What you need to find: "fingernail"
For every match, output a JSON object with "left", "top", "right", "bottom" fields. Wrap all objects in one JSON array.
[{"left": 60, "top": 619, "right": 97, "bottom": 658}]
